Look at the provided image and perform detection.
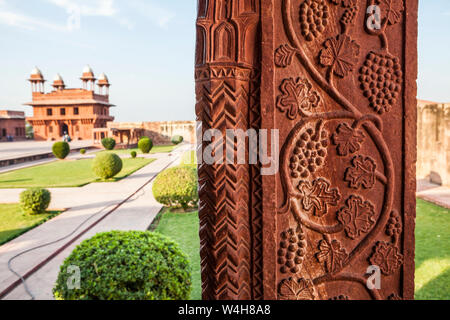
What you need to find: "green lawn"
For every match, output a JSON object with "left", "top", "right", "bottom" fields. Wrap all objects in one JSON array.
[
  {"left": 0, "top": 158, "right": 154, "bottom": 188},
  {"left": 0, "top": 204, "right": 62, "bottom": 245},
  {"left": 415, "top": 199, "right": 450, "bottom": 300},
  {"left": 152, "top": 200, "right": 450, "bottom": 300},
  {"left": 153, "top": 209, "right": 201, "bottom": 300},
  {"left": 100, "top": 145, "right": 178, "bottom": 156}
]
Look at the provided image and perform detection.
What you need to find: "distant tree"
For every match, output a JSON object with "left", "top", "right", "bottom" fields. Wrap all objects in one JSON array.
[{"left": 25, "top": 122, "right": 34, "bottom": 140}]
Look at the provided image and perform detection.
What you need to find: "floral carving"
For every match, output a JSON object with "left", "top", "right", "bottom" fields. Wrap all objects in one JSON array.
[
  {"left": 360, "top": 51, "right": 402, "bottom": 114},
  {"left": 275, "top": 44, "right": 297, "bottom": 68},
  {"left": 289, "top": 121, "right": 328, "bottom": 179},
  {"left": 316, "top": 238, "right": 348, "bottom": 273},
  {"left": 278, "top": 277, "right": 315, "bottom": 300},
  {"left": 370, "top": 241, "right": 404, "bottom": 275},
  {"left": 319, "top": 34, "right": 360, "bottom": 78},
  {"left": 278, "top": 227, "right": 307, "bottom": 274},
  {"left": 277, "top": 77, "right": 321, "bottom": 120},
  {"left": 300, "top": 0, "right": 329, "bottom": 41},
  {"left": 332, "top": 123, "right": 365, "bottom": 156},
  {"left": 378, "top": 0, "right": 404, "bottom": 25},
  {"left": 298, "top": 178, "right": 341, "bottom": 217},
  {"left": 337, "top": 195, "right": 376, "bottom": 240},
  {"left": 345, "top": 155, "right": 377, "bottom": 189}
]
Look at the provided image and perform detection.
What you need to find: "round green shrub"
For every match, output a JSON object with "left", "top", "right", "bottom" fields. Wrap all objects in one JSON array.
[
  {"left": 138, "top": 137, "right": 153, "bottom": 154},
  {"left": 152, "top": 165, "right": 198, "bottom": 210},
  {"left": 171, "top": 135, "right": 184, "bottom": 145},
  {"left": 101, "top": 138, "right": 116, "bottom": 150},
  {"left": 80, "top": 149, "right": 86, "bottom": 155},
  {"left": 53, "top": 230, "right": 191, "bottom": 300},
  {"left": 130, "top": 151, "right": 137, "bottom": 158},
  {"left": 92, "top": 153, "right": 123, "bottom": 180},
  {"left": 52, "top": 142, "right": 70, "bottom": 159},
  {"left": 20, "top": 188, "right": 51, "bottom": 215}
]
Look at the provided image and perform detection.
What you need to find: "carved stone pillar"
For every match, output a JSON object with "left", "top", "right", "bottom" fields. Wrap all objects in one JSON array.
[
  {"left": 196, "top": 0, "right": 417, "bottom": 300},
  {"left": 195, "top": 0, "right": 262, "bottom": 300}
]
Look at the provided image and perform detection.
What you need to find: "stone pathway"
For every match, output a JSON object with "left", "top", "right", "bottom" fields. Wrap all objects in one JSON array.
[
  {"left": 0, "top": 144, "right": 191, "bottom": 300},
  {"left": 417, "top": 179, "right": 450, "bottom": 209},
  {"left": 0, "top": 140, "right": 93, "bottom": 162}
]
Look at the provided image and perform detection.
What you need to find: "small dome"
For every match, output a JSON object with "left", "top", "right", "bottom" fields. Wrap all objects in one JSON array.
[
  {"left": 83, "top": 65, "right": 94, "bottom": 74},
  {"left": 98, "top": 73, "right": 108, "bottom": 81},
  {"left": 31, "top": 66, "right": 42, "bottom": 76},
  {"left": 54, "top": 73, "right": 64, "bottom": 81}
]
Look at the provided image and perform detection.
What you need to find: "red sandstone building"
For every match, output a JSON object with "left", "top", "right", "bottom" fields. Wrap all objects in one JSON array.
[
  {"left": 0, "top": 110, "right": 26, "bottom": 141},
  {"left": 25, "top": 66, "right": 114, "bottom": 141}
]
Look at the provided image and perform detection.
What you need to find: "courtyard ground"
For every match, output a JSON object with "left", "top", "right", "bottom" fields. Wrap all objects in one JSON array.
[{"left": 0, "top": 144, "right": 190, "bottom": 300}]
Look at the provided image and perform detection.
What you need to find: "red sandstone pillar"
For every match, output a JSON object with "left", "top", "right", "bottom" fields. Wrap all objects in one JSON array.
[{"left": 195, "top": 0, "right": 417, "bottom": 300}]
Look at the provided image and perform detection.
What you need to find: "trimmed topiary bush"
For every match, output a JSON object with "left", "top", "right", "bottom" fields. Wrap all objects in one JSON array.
[
  {"left": 171, "top": 135, "right": 184, "bottom": 145},
  {"left": 52, "top": 142, "right": 70, "bottom": 159},
  {"left": 152, "top": 165, "right": 198, "bottom": 210},
  {"left": 101, "top": 137, "right": 116, "bottom": 150},
  {"left": 130, "top": 151, "right": 137, "bottom": 158},
  {"left": 53, "top": 230, "right": 191, "bottom": 300},
  {"left": 80, "top": 149, "right": 86, "bottom": 155},
  {"left": 20, "top": 188, "right": 51, "bottom": 215},
  {"left": 92, "top": 153, "right": 123, "bottom": 180},
  {"left": 138, "top": 137, "right": 153, "bottom": 154}
]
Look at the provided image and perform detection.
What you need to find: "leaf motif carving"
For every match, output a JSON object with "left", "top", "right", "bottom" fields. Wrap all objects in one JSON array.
[
  {"left": 369, "top": 241, "right": 404, "bottom": 275},
  {"left": 298, "top": 178, "right": 341, "bottom": 217},
  {"left": 319, "top": 34, "right": 360, "bottom": 78},
  {"left": 278, "top": 277, "right": 315, "bottom": 300},
  {"left": 337, "top": 195, "right": 376, "bottom": 240},
  {"left": 332, "top": 123, "right": 365, "bottom": 156},
  {"left": 275, "top": 44, "right": 297, "bottom": 68},
  {"left": 378, "top": 0, "right": 404, "bottom": 25},
  {"left": 345, "top": 155, "right": 376, "bottom": 189},
  {"left": 276, "top": 77, "right": 321, "bottom": 120},
  {"left": 316, "top": 238, "right": 348, "bottom": 273}
]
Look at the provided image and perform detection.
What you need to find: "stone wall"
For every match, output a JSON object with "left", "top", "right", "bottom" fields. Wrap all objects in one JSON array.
[
  {"left": 94, "top": 120, "right": 196, "bottom": 146},
  {"left": 417, "top": 100, "right": 450, "bottom": 185}
]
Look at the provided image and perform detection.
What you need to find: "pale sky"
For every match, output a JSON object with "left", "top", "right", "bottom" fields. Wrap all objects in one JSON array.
[{"left": 0, "top": 0, "right": 448, "bottom": 122}]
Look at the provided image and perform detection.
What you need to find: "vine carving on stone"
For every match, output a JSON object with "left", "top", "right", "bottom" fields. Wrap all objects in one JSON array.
[{"left": 274, "top": 0, "right": 411, "bottom": 300}]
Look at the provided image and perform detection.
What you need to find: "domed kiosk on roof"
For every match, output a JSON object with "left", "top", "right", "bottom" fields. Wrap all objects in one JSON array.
[
  {"left": 52, "top": 74, "right": 66, "bottom": 91},
  {"left": 97, "top": 73, "right": 111, "bottom": 95},
  {"left": 80, "top": 65, "right": 97, "bottom": 90},
  {"left": 28, "top": 67, "right": 46, "bottom": 93}
]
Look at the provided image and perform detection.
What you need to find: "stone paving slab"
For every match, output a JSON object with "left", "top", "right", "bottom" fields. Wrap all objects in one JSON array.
[{"left": 0, "top": 145, "right": 190, "bottom": 300}]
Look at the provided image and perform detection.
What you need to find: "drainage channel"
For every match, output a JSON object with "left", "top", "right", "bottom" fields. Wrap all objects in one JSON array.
[{"left": 0, "top": 154, "right": 181, "bottom": 300}]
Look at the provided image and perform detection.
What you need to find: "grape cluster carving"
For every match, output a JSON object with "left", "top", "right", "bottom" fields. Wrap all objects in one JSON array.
[
  {"left": 289, "top": 123, "right": 329, "bottom": 179},
  {"left": 278, "top": 227, "right": 307, "bottom": 274},
  {"left": 341, "top": 5, "right": 358, "bottom": 25},
  {"left": 359, "top": 51, "right": 403, "bottom": 114},
  {"left": 300, "top": 0, "right": 329, "bottom": 41}
]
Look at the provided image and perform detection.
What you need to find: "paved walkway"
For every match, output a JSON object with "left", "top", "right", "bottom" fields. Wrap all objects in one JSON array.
[
  {"left": 0, "top": 144, "right": 190, "bottom": 300},
  {"left": 0, "top": 140, "right": 93, "bottom": 161},
  {"left": 417, "top": 179, "right": 450, "bottom": 209}
]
